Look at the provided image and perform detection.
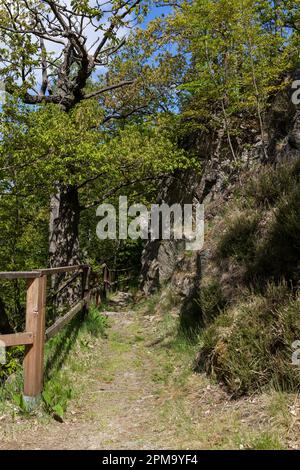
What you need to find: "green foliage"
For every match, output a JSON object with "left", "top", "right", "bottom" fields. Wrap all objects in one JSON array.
[
  {"left": 12, "top": 393, "right": 30, "bottom": 414},
  {"left": 83, "top": 305, "right": 109, "bottom": 337},
  {"left": 42, "top": 381, "right": 72, "bottom": 420},
  {"left": 175, "top": 0, "right": 294, "bottom": 118},
  {"left": 0, "top": 346, "right": 24, "bottom": 382},
  {"left": 198, "top": 283, "right": 300, "bottom": 396},
  {"left": 0, "top": 98, "right": 196, "bottom": 329}
]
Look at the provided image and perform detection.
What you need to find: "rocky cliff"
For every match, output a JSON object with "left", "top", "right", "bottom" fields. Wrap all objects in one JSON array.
[{"left": 140, "top": 72, "right": 300, "bottom": 324}]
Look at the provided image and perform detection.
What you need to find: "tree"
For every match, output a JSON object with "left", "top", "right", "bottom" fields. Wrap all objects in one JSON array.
[
  {"left": 0, "top": 96, "right": 194, "bottom": 299},
  {"left": 142, "top": 0, "right": 297, "bottom": 158},
  {"left": 0, "top": 0, "right": 148, "bottom": 275}
]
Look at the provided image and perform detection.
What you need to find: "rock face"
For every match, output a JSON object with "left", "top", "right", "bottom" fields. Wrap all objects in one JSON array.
[
  {"left": 140, "top": 240, "right": 182, "bottom": 295},
  {"left": 140, "top": 170, "right": 202, "bottom": 296},
  {"left": 266, "top": 69, "right": 300, "bottom": 164},
  {"left": 140, "top": 72, "right": 300, "bottom": 316}
]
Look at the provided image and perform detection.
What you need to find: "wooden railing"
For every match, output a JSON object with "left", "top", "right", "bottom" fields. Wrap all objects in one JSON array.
[
  {"left": 102, "top": 264, "right": 135, "bottom": 294},
  {"left": 0, "top": 265, "right": 101, "bottom": 407}
]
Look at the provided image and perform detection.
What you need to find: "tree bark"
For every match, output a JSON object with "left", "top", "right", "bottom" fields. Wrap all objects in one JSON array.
[{"left": 49, "top": 184, "right": 81, "bottom": 305}]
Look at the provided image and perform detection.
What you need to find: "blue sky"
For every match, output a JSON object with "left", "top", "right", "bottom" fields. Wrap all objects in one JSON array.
[
  {"left": 0, "top": 2, "right": 176, "bottom": 98},
  {"left": 143, "top": 4, "right": 173, "bottom": 26}
]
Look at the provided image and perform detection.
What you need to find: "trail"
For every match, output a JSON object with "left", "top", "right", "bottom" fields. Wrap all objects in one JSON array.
[{"left": 0, "top": 295, "right": 298, "bottom": 450}]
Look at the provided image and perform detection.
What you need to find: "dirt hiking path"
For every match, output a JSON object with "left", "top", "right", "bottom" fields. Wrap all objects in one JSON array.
[{"left": 0, "top": 297, "right": 299, "bottom": 450}]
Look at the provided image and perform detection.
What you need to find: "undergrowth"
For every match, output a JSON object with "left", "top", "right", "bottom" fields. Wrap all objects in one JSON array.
[
  {"left": 0, "top": 303, "right": 108, "bottom": 419},
  {"left": 195, "top": 159, "right": 300, "bottom": 396}
]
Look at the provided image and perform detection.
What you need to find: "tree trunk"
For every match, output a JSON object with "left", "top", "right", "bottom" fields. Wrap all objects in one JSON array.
[{"left": 49, "top": 184, "right": 81, "bottom": 305}]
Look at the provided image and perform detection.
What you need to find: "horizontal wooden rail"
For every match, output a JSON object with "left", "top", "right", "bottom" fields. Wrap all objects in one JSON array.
[
  {"left": 45, "top": 298, "right": 86, "bottom": 341},
  {"left": 0, "top": 263, "right": 128, "bottom": 408},
  {"left": 0, "top": 332, "right": 34, "bottom": 347},
  {"left": 0, "top": 265, "right": 93, "bottom": 407},
  {"left": 0, "top": 264, "right": 88, "bottom": 280},
  {"left": 39, "top": 265, "right": 89, "bottom": 276},
  {"left": 47, "top": 271, "right": 82, "bottom": 301},
  {"left": 0, "top": 271, "right": 41, "bottom": 280},
  {"left": 106, "top": 277, "right": 133, "bottom": 287}
]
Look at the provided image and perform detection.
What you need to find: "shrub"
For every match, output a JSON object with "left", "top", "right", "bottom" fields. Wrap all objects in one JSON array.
[
  {"left": 0, "top": 346, "right": 23, "bottom": 383},
  {"left": 196, "top": 279, "right": 227, "bottom": 326},
  {"left": 83, "top": 304, "right": 108, "bottom": 337},
  {"left": 242, "top": 160, "right": 300, "bottom": 209},
  {"left": 215, "top": 160, "right": 300, "bottom": 287},
  {"left": 252, "top": 183, "right": 300, "bottom": 284},
  {"left": 217, "top": 210, "right": 260, "bottom": 263},
  {"left": 197, "top": 284, "right": 300, "bottom": 396},
  {"left": 195, "top": 159, "right": 300, "bottom": 395}
]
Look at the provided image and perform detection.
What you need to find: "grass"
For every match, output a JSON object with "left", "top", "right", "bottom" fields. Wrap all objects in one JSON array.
[
  {"left": 217, "top": 210, "right": 260, "bottom": 263},
  {"left": 215, "top": 160, "right": 300, "bottom": 287},
  {"left": 248, "top": 432, "right": 284, "bottom": 450},
  {"left": 193, "top": 159, "right": 300, "bottom": 397},
  {"left": 0, "top": 303, "right": 109, "bottom": 419},
  {"left": 149, "top": 312, "right": 201, "bottom": 389},
  {"left": 267, "top": 391, "right": 293, "bottom": 428},
  {"left": 197, "top": 283, "right": 300, "bottom": 396},
  {"left": 135, "top": 290, "right": 162, "bottom": 316},
  {"left": 136, "top": 299, "right": 295, "bottom": 449},
  {"left": 1, "top": 293, "right": 299, "bottom": 449}
]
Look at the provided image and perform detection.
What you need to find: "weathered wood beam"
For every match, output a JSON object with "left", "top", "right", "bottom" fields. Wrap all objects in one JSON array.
[
  {"left": 0, "top": 332, "right": 34, "bottom": 347},
  {"left": 45, "top": 299, "right": 86, "bottom": 341},
  {"left": 0, "top": 265, "right": 89, "bottom": 280},
  {"left": 0, "top": 271, "right": 41, "bottom": 280},
  {"left": 39, "top": 265, "right": 89, "bottom": 275},
  {"left": 23, "top": 276, "right": 47, "bottom": 399}
]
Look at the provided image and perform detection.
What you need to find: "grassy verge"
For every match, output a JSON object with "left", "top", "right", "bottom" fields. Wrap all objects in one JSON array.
[
  {"left": 191, "top": 160, "right": 300, "bottom": 396},
  {"left": 0, "top": 303, "right": 108, "bottom": 420}
]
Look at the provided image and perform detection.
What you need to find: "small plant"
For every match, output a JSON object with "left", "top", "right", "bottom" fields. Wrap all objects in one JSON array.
[
  {"left": 196, "top": 280, "right": 226, "bottom": 326},
  {"left": 12, "top": 393, "right": 30, "bottom": 414},
  {"left": 0, "top": 346, "right": 24, "bottom": 382},
  {"left": 243, "top": 161, "right": 300, "bottom": 209},
  {"left": 254, "top": 183, "right": 300, "bottom": 283},
  {"left": 84, "top": 304, "right": 108, "bottom": 337},
  {"left": 42, "top": 379, "right": 72, "bottom": 421},
  {"left": 136, "top": 290, "right": 161, "bottom": 316}
]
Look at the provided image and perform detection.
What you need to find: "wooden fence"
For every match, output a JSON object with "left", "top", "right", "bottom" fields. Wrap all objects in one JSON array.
[{"left": 0, "top": 264, "right": 105, "bottom": 407}]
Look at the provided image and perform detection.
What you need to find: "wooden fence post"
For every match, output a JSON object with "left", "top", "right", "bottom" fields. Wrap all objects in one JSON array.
[
  {"left": 23, "top": 275, "right": 47, "bottom": 408},
  {"left": 81, "top": 266, "right": 90, "bottom": 300},
  {"left": 103, "top": 265, "right": 108, "bottom": 299}
]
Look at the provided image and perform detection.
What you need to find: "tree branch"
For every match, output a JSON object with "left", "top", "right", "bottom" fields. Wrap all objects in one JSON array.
[
  {"left": 81, "top": 174, "right": 169, "bottom": 211},
  {"left": 83, "top": 80, "right": 135, "bottom": 99},
  {"left": 102, "top": 104, "right": 150, "bottom": 123}
]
